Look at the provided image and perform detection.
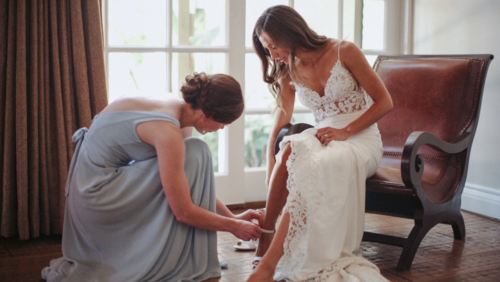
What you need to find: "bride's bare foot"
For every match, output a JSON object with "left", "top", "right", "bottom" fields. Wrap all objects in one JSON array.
[
  {"left": 247, "top": 271, "right": 274, "bottom": 282},
  {"left": 247, "top": 263, "right": 274, "bottom": 282}
]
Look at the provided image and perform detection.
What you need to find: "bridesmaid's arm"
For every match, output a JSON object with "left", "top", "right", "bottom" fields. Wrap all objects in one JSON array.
[
  {"left": 216, "top": 197, "right": 235, "bottom": 218},
  {"left": 180, "top": 126, "right": 193, "bottom": 138},
  {"left": 216, "top": 197, "right": 263, "bottom": 225},
  {"left": 137, "top": 120, "right": 262, "bottom": 241}
]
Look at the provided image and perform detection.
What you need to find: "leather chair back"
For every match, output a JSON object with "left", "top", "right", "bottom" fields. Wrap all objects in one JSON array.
[{"left": 373, "top": 55, "right": 490, "bottom": 203}]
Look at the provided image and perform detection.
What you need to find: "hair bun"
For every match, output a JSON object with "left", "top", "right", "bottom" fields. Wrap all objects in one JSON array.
[
  {"left": 181, "top": 72, "right": 244, "bottom": 124},
  {"left": 181, "top": 72, "right": 209, "bottom": 109},
  {"left": 183, "top": 72, "right": 209, "bottom": 92}
]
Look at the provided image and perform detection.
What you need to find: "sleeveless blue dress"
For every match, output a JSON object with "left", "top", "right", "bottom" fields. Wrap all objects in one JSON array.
[{"left": 42, "top": 111, "right": 221, "bottom": 282}]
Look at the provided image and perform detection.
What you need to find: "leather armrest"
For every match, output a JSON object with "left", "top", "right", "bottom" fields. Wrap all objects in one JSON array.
[
  {"left": 274, "top": 124, "right": 293, "bottom": 157},
  {"left": 274, "top": 123, "right": 314, "bottom": 157},
  {"left": 401, "top": 131, "right": 472, "bottom": 188}
]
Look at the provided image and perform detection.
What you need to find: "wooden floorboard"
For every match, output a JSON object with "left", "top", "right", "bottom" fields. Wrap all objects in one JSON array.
[{"left": 0, "top": 210, "right": 499, "bottom": 281}]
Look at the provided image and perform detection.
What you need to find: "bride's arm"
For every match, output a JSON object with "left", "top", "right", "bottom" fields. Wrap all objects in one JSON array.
[
  {"left": 265, "top": 76, "right": 296, "bottom": 190},
  {"left": 317, "top": 41, "right": 393, "bottom": 144}
]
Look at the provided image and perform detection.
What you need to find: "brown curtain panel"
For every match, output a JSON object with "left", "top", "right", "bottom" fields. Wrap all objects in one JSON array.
[{"left": 0, "top": 0, "right": 108, "bottom": 240}]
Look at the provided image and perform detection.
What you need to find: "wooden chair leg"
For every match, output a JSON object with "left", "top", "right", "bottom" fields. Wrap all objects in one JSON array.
[
  {"left": 449, "top": 212, "right": 466, "bottom": 240},
  {"left": 397, "top": 222, "right": 433, "bottom": 271}
]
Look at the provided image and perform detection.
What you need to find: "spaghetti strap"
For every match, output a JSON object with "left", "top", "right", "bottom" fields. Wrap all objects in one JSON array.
[{"left": 337, "top": 38, "right": 344, "bottom": 63}]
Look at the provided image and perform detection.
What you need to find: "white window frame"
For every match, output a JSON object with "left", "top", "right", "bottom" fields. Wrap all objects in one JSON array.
[{"left": 103, "top": 0, "right": 411, "bottom": 205}]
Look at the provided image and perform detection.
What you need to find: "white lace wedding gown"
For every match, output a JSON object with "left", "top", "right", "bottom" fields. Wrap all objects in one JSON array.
[{"left": 273, "top": 42, "right": 388, "bottom": 282}]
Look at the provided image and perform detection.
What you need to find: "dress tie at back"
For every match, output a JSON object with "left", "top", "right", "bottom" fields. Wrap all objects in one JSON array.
[{"left": 65, "top": 127, "right": 88, "bottom": 196}]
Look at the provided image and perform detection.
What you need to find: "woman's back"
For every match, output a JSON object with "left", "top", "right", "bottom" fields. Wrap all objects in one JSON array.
[
  {"left": 42, "top": 110, "right": 221, "bottom": 282},
  {"left": 85, "top": 110, "right": 179, "bottom": 167}
]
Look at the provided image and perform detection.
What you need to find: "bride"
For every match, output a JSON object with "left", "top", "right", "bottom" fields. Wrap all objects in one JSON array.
[{"left": 247, "top": 5, "right": 393, "bottom": 282}]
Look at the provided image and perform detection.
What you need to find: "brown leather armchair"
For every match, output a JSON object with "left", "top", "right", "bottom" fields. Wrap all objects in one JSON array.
[{"left": 275, "top": 54, "right": 494, "bottom": 271}]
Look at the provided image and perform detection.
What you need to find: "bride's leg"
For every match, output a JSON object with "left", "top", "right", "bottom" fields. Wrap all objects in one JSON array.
[
  {"left": 247, "top": 212, "right": 290, "bottom": 281},
  {"left": 255, "top": 144, "right": 292, "bottom": 258}
]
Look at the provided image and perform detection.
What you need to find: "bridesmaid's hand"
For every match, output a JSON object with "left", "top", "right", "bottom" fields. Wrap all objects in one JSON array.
[
  {"left": 231, "top": 219, "right": 262, "bottom": 241},
  {"left": 234, "top": 209, "right": 264, "bottom": 226},
  {"left": 316, "top": 127, "right": 350, "bottom": 145}
]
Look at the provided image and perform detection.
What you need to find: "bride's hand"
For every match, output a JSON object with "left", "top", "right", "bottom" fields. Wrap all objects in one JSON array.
[
  {"left": 234, "top": 209, "right": 264, "bottom": 226},
  {"left": 316, "top": 127, "right": 350, "bottom": 145}
]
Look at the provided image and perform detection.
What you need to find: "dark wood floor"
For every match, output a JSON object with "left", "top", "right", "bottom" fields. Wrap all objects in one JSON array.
[{"left": 1, "top": 210, "right": 499, "bottom": 282}]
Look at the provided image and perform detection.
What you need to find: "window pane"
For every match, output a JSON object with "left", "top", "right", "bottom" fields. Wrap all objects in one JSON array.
[
  {"left": 245, "top": 53, "right": 276, "bottom": 110},
  {"left": 294, "top": 92, "right": 310, "bottom": 110},
  {"left": 108, "top": 0, "right": 167, "bottom": 46},
  {"left": 172, "top": 53, "right": 227, "bottom": 95},
  {"left": 365, "top": 54, "right": 378, "bottom": 68},
  {"left": 362, "top": 0, "right": 385, "bottom": 50},
  {"left": 245, "top": 0, "right": 288, "bottom": 48},
  {"left": 244, "top": 112, "right": 315, "bottom": 169},
  {"left": 292, "top": 112, "right": 315, "bottom": 124},
  {"left": 294, "top": 0, "right": 339, "bottom": 39},
  {"left": 108, "top": 52, "right": 167, "bottom": 103},
  {"left": 172, "top": 52, "right": 227, "bottom": 173},
  {"left": 245, "top": 114, "right": 274, "bottom": 168},
  {"left": 172, "top": 0, "right": 226, "bottom": 46},
  {"left": 342, "top": 0, "right": 356, "bottom": 43}
]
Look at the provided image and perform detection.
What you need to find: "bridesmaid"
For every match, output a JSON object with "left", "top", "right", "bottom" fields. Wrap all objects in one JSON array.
[{"left": 42, "top": 72, "right": 263, "bottom": 282}]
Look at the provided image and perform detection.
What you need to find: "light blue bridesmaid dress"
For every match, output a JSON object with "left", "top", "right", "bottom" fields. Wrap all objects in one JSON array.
[{"left": 42, "top": 111, "right": 220, "bottom": 282}]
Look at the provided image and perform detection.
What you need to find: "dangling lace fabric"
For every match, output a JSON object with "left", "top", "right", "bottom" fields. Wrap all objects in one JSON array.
[{"left": 280, "top": 132, "right": 322, "bottom": 275}]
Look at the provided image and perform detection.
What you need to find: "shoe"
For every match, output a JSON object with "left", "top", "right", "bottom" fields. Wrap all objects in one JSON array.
[
  {"left": 220, "top": 261, "right": 229, "bottom": 269},
  {"left": 252, "top": 256, "right": 263, "bottom": 269},
  {"left": 250, "top": 228, "right": 276, "bottom": 269},
  {"left": 233, "top": 239, "right": 258, "bottom": 251},
  {"left": 251, "top": 255, "right": 282, "bottom": 270}
]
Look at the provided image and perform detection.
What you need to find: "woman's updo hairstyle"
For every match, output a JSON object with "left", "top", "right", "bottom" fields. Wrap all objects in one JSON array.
[{"left": 181, "top": 72, "right": 244, "bottom": 124}]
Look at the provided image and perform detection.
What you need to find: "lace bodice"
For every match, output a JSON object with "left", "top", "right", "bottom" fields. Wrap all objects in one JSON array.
[{"left": 291, "top": 44, "right": 370, "bottom": 123}]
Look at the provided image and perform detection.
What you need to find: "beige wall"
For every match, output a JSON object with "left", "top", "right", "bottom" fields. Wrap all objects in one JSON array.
[{"left": 414, "top": 0, "right": 500, "bottom": 218}]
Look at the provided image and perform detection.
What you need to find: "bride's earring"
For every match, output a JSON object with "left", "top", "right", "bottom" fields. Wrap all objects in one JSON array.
[{"left": 202, "top": 128, "right": 206, "bottom": 134}]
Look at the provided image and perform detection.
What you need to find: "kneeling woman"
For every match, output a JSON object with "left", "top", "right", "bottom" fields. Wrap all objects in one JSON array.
[{"left": 42, "top": 72, "right": 263, "bottom": 282}]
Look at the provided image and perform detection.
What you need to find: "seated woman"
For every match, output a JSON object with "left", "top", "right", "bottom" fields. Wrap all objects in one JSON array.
[
  {"left": 247, "top": 5, "right": 393, "bottom": 282},
  {"left": 42, "top": 72, "right": 263, "bottom": 282}
]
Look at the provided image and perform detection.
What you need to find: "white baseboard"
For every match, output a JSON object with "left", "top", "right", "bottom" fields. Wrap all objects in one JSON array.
[{"left": 462, "top": 183, "right": 500, "bottom": 220}]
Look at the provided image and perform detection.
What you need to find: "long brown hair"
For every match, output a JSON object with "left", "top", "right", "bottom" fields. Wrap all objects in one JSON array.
[
  {"left": 181, "top": 72, "right": 244, "bottom": 124},
  {"left": 252, "top": 5, "right": 329, "bottom": 108}
]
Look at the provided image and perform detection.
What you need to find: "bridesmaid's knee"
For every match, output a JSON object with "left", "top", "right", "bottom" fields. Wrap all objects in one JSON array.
[{"left": 184, "top": 137, "right": 211, "bottom": 166}]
